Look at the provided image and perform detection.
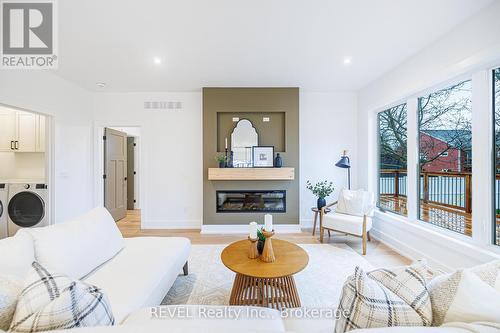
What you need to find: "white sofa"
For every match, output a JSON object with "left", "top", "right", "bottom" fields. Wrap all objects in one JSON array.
[
  {"left": 1, "top": 208, "right": 497, "bottom": 333},
  {"left": 0, "top": 207, "right": 191, "bottom": 324}
]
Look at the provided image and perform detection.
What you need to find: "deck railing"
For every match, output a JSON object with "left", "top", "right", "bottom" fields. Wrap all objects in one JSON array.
[{"left": 379, "top": 169, "right": 472, "bottom": 213}]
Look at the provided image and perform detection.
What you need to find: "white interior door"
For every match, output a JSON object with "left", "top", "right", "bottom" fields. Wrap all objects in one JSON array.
[{"left": 104, "top": 128, "right": 127, "bottom": 221}]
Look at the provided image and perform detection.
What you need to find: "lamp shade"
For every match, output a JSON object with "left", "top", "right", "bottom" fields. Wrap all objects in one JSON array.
[{"left": 335, "top": 156, "right": 350, "bottom": 169}]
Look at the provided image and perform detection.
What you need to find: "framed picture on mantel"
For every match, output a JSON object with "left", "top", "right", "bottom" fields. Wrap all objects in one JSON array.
[{"left": 252, "top": 146, "right": 274, "bottom": 168}]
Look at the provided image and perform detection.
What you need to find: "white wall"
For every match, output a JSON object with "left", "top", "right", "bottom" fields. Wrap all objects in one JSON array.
[
  {"left": 0, "top": 71, "right": 94, "bottom": 224},
  {"left": 357, "top": 1, "right": 500, "bottom": 271},
  {"left": 0, "top": 152, "right": 45, "bottom": 180},
  {"left": 93, "top": 92, "right": 202, "bottom": 229},
  {"left": 299, "top": 92, "right": 357, "bottom": 225},
  {"left": 93, "top": 91, "right": 358, "bottom": 229}
]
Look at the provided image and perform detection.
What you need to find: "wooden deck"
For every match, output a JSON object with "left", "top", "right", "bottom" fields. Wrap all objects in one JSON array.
[{"left": 379, "top": 195, "right": 474, "bottom": 236}]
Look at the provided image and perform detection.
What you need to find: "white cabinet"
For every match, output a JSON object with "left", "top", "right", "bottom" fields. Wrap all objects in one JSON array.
[
  {"left": 0, "top": 108, "right": 46, "bottom": 152},
  {"left": 17, "top": 111, "right": 37, "bottom": 152},
  {"left": 0, "top": 109, "right": 16, "bottom": 150},
  {"left": 36, "top": 115, "right": 46, "bottom": 152}
]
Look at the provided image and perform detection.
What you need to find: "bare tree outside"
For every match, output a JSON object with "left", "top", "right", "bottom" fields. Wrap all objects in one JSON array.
[
  {"left": 379, "top": 104, "right": 407, "bottom": 169},
  {"left": 378, "top": 80, "right": 473, "bottom": 235},
  {"left": 378, "top": 104, "right": 408, "bottom": 216},
  {"left": 378, "top": 81, "right": 472, "bottom": 172},
  {"left": 418, "top": 80, "right": 472, "bottom": 172}
]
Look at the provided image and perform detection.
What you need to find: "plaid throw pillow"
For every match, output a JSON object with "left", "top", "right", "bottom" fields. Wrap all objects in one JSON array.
[
  {"left": 0, "top": 276, "right": 22, "bottom": 330},
  {"left": 9, "top": 262, "right": 114, "bottom": 333},
  {"left": 335, "top": 261, "right": 432, "bottom": 333}
]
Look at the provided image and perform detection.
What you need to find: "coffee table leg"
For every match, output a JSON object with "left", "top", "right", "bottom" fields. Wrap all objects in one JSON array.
[{"left": 229, "top": 274, "right": 301, "bottom": 309}]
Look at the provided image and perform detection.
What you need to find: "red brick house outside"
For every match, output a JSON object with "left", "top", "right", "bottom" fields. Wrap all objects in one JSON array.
[{"left": 419, "top": 130, "right": 471, "bottom": 173}]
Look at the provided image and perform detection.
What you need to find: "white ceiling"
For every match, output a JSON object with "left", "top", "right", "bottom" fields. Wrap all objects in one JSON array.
[{"left": 54, "top": 0, "right": 494, "bottom": 92}]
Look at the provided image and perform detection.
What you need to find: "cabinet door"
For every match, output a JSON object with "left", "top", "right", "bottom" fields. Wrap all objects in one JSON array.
[
  {"left": 16, "top": 111, "right": 37, "bottom": 152},
  {"left": 0, "top": 109, "right": 16, "bottom": 151},
  {"left": 36, "top": 115, "right": 46, "bottom": 152}
]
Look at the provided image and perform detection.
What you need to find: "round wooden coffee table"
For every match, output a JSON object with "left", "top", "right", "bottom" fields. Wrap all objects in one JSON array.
[{"left": 221, "top": 239, "right": 309, "bottom": 310}]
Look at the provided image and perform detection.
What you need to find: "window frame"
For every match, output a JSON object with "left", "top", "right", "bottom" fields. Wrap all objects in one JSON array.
[
  {"left": 376, "top": 102, "right": 408, "bottom": 217},
  {"left": 369, "top": 68, "right": 500, "bottom": 254},
  {"left": 415, "top": 79, "right": 473, "bottom": 237},
  {"left": 492, "top": 66, "right": 500, "bottom": 246}
]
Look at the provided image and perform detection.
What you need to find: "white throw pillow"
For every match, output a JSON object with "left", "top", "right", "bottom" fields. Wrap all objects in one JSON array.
[
  {"left": 0, "top": 232, "right": 34, "bottom": 280},
  {"left": 10, "top": 262, "right": 114, "bottom": 333},
  {"left": 429, "top": 260, "right": 500, "bottom": 326},
  {"left": 21, "top": 207, "right": 125, "bottom": 279},
  {"left": 336, "top": 189, "right": 369, "bottom": 217},
  {"left": 335, "top": 261, "right": 432, "bottom": 333},
  {"left": 0, "top": 276, "right": 22, "bottom": 331},
  {"left": 443, "top": 270, "right": 500, "bottom": 324}
]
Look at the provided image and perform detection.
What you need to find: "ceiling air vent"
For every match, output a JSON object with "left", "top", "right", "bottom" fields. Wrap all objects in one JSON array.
[{"left": 143, "top": 101, "right": 182, "bottom": 110}]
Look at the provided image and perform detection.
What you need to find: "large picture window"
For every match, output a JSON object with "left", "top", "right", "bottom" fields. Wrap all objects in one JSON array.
[
  {"left": 418, "top": 80, "right": 472, "bottom": 236},
  {"left": 494, "top": 67, "right": 500, "bottom": 245},
  {"left": 378, "top": 104, "right": 408, "bottom": 216}
]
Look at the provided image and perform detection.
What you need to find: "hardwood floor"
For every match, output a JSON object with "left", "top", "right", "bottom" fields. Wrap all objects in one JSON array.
[{"left": 117, "top": 210, "right": 411, "bottom": 268}]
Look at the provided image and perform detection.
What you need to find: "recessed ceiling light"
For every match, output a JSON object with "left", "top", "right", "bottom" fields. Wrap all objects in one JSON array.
[
  {"left": 343, "top": 57, "right": 352, "bottom": 65},
  {"left": 153, "top": 57, "right": 162, "bottom": 65},
  {"left": 96, "top": 82, "right": 106, "bottom": 88}
]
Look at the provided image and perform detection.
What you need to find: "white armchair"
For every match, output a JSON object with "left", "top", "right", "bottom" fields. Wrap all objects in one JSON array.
[{"left": 319, "top": 189, "right": 375, "bottom": 255}]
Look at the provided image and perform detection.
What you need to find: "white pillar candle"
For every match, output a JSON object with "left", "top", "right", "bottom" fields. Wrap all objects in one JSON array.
[
  {"left": 225, "top": 138, "right": 228, "bottom": 149},
  {"left": 249, "top": 222, "right": 258, "bottom": 239},
  {"left": 264, "top": 214, "right": 273, "bottom": 232}
]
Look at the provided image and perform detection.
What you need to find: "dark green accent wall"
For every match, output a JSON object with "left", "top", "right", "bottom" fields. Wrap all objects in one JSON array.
[{"left": 203, "top": 88, "right": 299, "bottom": 225}]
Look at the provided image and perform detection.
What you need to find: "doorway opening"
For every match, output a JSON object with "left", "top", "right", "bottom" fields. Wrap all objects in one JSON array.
[
  {"left": 0, "top": 103, "right": 53, "bottom": 238},
  {"left": 103, "top": 127, "right": 140, "bottom": 222}
]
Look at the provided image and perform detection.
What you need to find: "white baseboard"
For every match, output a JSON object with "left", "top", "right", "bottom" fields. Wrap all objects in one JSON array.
[
  {"left": 201, "top": 224, "right": 302, "bottom": 234},
  {"left": 372, "top": 211, "right": 500, "bottom": 272},
  {"left": 370, "top": 228, "right": 451, "bottom": 273},
  {"left": 300, "top": 218, "right": 314, "bottom": 228},
  {"left": 141, "top": 220, "right": 201, "bottom": 230}
]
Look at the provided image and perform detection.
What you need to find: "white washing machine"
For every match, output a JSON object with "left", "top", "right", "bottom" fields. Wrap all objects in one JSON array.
[
  {"left": 7, "top": 183, "right": 48, "bottom": 236},
  {"left": 0, "top": 184, "right": 8, "bottom": 239}
]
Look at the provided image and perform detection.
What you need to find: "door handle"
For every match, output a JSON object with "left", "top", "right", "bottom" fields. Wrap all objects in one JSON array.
[
  {"left": 10, "top": 141, "right": 14, "bottom": 150},
  {"left": 124, "top": 177, "right": 127, "bottom": 181},
  {"left": 15, "top": 141, "right": 19, "bottom": 150}
]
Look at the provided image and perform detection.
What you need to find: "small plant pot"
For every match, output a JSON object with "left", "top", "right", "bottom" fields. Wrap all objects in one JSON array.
[
  {"left": 219, "top": 161, "right": 226, "bottom": 168},
  {"left": 317, "top": 197, "right": 326, "bottom": 210},
  {"left": 257, "top": 239, "right": 265, "bottom": 254}
]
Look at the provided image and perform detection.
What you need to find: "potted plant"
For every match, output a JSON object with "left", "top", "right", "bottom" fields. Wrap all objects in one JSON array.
[
  {"left": 215, "top": 153, "right": 227, "bottom": 168},
  {"left": 257, "top": 227, "right": 266, "bottom": 254},
  {"left": 306, "top": 180, "right": 334, "bottom": 209}
]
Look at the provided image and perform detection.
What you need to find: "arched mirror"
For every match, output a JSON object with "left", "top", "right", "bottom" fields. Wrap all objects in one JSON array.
[{"left": 231, "top": 119, "right": 258, "bottom": 167}]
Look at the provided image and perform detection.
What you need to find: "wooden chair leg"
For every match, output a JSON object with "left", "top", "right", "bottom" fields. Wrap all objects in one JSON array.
[
  {"left": 320, "top": 226, "right": 324, "bottom": 243},
  {"left": 362, "top": 215, "right": 367, "bottom": 255},
  {"left": 362, "top": 232, "right": 367, "bottom": 255},
  {"left": 367, "top": 231, "right": 371, "bottom": 242},
  {"left": 312, "top": 211, "right": 318, "bottom": 236}
]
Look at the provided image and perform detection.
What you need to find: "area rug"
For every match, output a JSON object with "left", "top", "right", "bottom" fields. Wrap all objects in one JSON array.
[{"left": 161, "top": 243, "right": 373, "bottom": 308}]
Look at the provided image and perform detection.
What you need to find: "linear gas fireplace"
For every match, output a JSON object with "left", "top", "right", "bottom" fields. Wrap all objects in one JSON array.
[{"left": 216, "top": 190, "right": 286, "bottom": 213}]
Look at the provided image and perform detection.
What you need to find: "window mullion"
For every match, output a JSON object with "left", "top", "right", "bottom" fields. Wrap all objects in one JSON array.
[
  {"left": 472, "top": 70, "right": 493, "bottom": 245},
  {"left": 407, "top": 98, "right": 419, "bottom": 222}
]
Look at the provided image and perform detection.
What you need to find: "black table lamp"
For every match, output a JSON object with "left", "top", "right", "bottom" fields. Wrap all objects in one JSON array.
[{"left": 335, "top": 150, "right": 351, "bottom": 190}]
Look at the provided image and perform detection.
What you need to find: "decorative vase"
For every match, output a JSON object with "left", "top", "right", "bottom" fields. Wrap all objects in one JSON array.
[
  {"left": 228, "top": 151, "right": 234, "bottom": 168},
  {"left": 274, "top": 153, "right": 283, "bottom": 168},
  {"left": 257, "top": 239, "right": 264, "bottom": 254},
  {"left": 317, "top": 197, "right": 326, "bottom": 210},
  {"left": 219, "top": 161, "right": 225, "bottom": 168}
]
